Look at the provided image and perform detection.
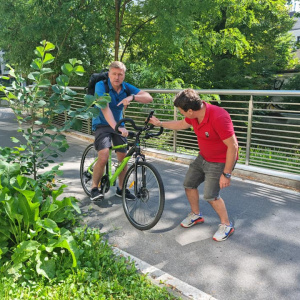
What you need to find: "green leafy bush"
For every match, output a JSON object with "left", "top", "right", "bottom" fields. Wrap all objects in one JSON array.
[
  {"left": 0, "top": 40, "right": 108, "bottom": 280},
  {"left": 0, "top": 228, "right": 178, "bottom": 299},
  {"left": 0, "top": 159, "right": 81, "bottom": 280}
]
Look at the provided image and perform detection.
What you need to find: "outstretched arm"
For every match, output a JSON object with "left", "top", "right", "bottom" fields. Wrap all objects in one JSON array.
[
  {"left": 134, "top": 91, "right": 153, "bottom": 104},
  {"left": 149, "top": 116, "right": 191, "bottom": 130},
  {"left": 117, "top": 91, "right": 153, "bottom": 107}
]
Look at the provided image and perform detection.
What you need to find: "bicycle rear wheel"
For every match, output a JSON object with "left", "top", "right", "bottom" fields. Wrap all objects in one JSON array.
[
  {"left": 80, "top": 144, "right": 97, "bottom": 196},
  {"left": 122, "top": 161, "right": 165, "bottom": 230}
]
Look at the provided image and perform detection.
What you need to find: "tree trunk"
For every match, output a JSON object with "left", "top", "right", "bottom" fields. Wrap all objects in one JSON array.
[
  {"left": 114, "top": 0, "right": 121, "bottom": 61},
  {"left": 114, "top": 0, "right": 132, "bottom": 61}
]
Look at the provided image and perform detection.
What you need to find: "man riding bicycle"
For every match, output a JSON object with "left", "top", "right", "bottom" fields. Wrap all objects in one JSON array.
[{"left": 90, "top": 61, "right": 153, "bottom": 201}]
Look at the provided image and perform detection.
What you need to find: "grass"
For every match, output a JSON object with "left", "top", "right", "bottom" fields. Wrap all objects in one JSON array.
[
  {"left": 0, "top": 227, "right": 180, "bottom": 300},
  {"left": 238, "top": 146, "right": 300, "bottom": 174}
]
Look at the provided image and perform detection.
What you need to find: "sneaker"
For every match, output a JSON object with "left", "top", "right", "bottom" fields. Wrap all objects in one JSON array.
[
  {"left": 90, "top": 188, "right": 104, "bottom": 201},
  {"left": 213, "top": 222, "right": 235, "bottom": 242},
  {"left": 180, "top": 212, "right": 204, "bottom": 228},
  {"left": 115, "top": 187, "right": 135, "bottom": 200}
]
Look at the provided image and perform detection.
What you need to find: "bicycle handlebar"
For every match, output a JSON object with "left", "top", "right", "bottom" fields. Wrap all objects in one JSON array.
[{"left": 115, "top": 110, "right": 164, "bottom": 139}]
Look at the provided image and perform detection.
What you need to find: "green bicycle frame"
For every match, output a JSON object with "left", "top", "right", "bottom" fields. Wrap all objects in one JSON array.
[
  {"left": 87, "top": 143, "right": 130, "bottom": 186},
  {"left": 108, "top": 144, "right": 131, "bottom": 186}
]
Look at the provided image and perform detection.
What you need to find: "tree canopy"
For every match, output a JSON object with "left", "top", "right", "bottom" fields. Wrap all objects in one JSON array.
[{"left": 0, "top": 0, "right": 296, "bottom": 89}]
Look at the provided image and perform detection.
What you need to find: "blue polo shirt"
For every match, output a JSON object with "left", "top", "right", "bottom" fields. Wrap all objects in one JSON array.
[{"left": 92, "top": 79, "right": 140, "bottom": 131}]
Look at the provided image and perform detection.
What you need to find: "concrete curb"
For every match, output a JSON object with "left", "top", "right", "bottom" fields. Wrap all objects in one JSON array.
[{"left": 112, "top": 247, "right": 217, "bottom": 300}]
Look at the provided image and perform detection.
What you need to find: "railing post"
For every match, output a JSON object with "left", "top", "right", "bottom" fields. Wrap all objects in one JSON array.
[
  {"left": 88, "top": 119, "right": 91, "bottom": 135},
  {"left": 173, "top": 106, "right": 177, "bottom": 153},
  {"left": 245, "top": 95, "right": 253, "bottom": 165}
]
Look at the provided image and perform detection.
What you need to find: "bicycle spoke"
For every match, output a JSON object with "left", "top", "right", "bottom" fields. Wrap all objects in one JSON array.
[{"left": 123, "top": 162, "right": 165, "bottom": 230}]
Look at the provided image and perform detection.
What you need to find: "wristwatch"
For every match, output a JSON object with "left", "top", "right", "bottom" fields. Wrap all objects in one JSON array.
[{"left": 222, "top": 172, "right": 231, "bottom": 179}]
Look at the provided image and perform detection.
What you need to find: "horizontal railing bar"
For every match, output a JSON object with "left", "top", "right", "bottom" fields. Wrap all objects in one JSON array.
[
  {"left": 223, "top": 107, "right": 249, "bottom": 110},
  {"left": 229, "top": 114, "right": 249, "bottom": 117},
  {"left": 251, "top": 133, "right": 299, "bottom": 140},
  {"left": 249, "top": 155, "right": 299, "bottom": 163},
  {"left": 253, "top": 121, "right": 299, "bottom": 128},
  {"left": 249, "top": 152, "right": 300, "bottom": 161},
  {"left": 250, "top": 140, "right": 299, "bottom": 149},
  {"left": 252, "top": 115, "right": 300, "bottom": 121},
  {"left": 250, "top": 143, "right": 300, "bottom": 153},
  {"left": 253, "top": 127, "right": 299, "bottom": 134},
  {"left": 253, "top": 101, "right": 300, "bottom": 105},
  {"left": 253, "top": 109, "right": 300, "bottom": 113},
  {"left": 249, "top": 158, "right": 299, "bottom": 167},
  {"left": 68, "top": 87, "right": 300, "bottom": 97}
]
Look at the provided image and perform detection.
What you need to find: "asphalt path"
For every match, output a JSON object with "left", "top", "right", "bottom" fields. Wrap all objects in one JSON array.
[{"left": 1, "top": 107, "right": 300, "bottom": 300}]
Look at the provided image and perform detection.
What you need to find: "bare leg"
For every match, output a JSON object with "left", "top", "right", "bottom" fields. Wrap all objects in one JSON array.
[
  {"left": 208, "top": 198, "right": 230, "bottom": 225},
  {"left": 116, "top": 151, "right": 127, "bottom": 189},
  {"left": 185, "top": 188, "right": 201, "bottom": 214},
  {"left": 92, "top": 148, "right": 109, "bottom": 189}
]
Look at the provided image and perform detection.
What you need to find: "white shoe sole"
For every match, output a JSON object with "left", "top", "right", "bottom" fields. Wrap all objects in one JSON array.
[{"left": 90, "top": 194, "right": 104, "bottom": 201}]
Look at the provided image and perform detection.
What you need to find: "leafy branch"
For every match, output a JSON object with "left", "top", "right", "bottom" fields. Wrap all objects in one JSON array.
[{"left": 1, "top": 40, "right": 110, "bottom": 181}]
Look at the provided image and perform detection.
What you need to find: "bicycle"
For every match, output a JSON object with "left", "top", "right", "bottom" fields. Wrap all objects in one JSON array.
[{"left": 80, "top": 110, "right": 165, "bottom": 230}]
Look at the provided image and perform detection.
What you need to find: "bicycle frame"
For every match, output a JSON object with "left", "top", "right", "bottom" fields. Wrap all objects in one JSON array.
[
  {"left": 108, "top": 144, "right": 131, "bottom": 186},
  {"left": 86, "top": 143, "right": 137, "bottom": 188}
]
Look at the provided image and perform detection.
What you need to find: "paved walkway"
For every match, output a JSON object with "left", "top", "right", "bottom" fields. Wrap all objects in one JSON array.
[{"left": 1, "top": 107, "right": 300, "bottom": 300}]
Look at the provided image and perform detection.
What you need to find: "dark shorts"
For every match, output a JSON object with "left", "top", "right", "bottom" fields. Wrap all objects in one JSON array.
[
  {"left": 94, "top": 125, "right": 127, "bottom": 153},
  {"left": 183, "top": 154, "right": 225, "bottom": 201}
]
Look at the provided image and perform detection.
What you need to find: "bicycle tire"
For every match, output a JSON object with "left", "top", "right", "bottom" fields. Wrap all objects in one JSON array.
[
  {"left": 80, "top": 144, "right": 97, "bottom": 196},
  {"left": 122, "top": 161, "right": 165, "bottom": 230}
]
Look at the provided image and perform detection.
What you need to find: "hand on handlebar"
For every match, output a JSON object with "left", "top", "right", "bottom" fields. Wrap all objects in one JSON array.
[
  {"left": 115, "top": 110, "right": 164, "bottom": 139},
  {"left": 118, "top": 127, "right": 129, "bottom": 137},
  {"left": 148, "top": 116, "right": 160, "bottom": 127}
]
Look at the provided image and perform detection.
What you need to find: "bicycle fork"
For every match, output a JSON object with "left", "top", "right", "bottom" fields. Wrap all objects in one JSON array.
[{"left": 133, "top": 155, "right": 147, "bottom": 199}]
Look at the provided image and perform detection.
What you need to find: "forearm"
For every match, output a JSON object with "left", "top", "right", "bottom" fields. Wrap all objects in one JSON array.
[
  {"left": 102, "top": 107, "right": 117, "bottom": 130},
  {"left": 151, "top": 117, "right": 190, "bottom": 130},
  {"left": 134, "top": 91, "right": 153, "bottom": 104},
  {"left": 223, "top": 144, "right": 238, "bottom": 173},
  {"left": 161, "top": 120, "right": 189, "bottom": 130}
]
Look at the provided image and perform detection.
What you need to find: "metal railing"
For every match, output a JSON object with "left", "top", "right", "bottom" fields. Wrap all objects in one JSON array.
[{"left": 52, "top": 88, "right": 300, "bottom": 176}]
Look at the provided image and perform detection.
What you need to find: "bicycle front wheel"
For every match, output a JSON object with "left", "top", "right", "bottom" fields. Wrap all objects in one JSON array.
[
  {"left": 122, "top": 161, "right": 165, "bottom": 230},
  {"left": 80, "top": 144, "right": 97, "bottom": 196}
]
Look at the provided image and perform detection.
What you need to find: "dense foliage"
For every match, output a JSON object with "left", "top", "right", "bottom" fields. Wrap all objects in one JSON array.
[
  {"left": 0, "top": 0, "right": 297, "bottom": 89},
  {"left": 0, "top": 41, "right": 109, "bottom": 180},
  {"left": 0, "top": 227, "right": 177, "bottom": 299},
  {"left": 0, "top": 39, "right": 109, "bottom": 280}
]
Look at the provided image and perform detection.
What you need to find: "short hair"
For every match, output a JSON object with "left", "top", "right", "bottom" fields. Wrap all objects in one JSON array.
[
  {"left": 109, "top": 61, "right": 126, "bottom": 72},
  {"left": 173, "top": 89, "right": 202, "bottom": 111}
]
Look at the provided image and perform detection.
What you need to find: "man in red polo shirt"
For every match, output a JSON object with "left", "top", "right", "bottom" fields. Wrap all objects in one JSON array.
[{"left": 149, "top": 89, "right": 238, "bottom": 241}]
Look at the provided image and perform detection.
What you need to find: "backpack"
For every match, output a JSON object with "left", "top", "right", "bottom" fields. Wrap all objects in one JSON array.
[{"left": 86, "top": 70, "right": 131, "bottom": 97}]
